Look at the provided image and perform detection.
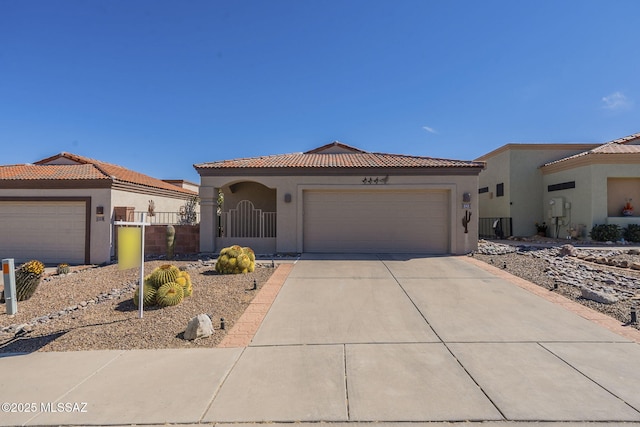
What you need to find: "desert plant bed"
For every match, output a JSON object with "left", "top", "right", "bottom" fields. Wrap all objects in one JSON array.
[{"left": 0, "top": 259, "right": 274, "bottom": 353}]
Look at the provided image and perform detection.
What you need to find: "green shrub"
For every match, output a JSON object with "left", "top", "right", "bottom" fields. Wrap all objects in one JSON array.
[
  {"left": 623, "top": 224, "right": 640, "bottom": 242},
  {"left": 589, "top": 224, "right": 621, "bottom": 242}
]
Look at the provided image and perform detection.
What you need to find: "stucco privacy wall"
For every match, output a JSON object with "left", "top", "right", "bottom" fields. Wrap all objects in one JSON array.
[
  {"left": 542, "top": 163, "right": 640, "bottom": 236},
  {"left": 0, "top": 188, "right": 112, "bottom": 264},
  {"left": 199, "top": 173, "right": 479, "bottom": 255},
  {"left": 477, "top": 144, "right": 599, "bottom": 237}
]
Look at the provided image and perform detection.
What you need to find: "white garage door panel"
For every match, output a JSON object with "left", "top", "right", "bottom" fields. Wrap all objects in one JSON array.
[
  {"left": 0, "top": 201, "right": 86, "bottom": 264},
  {"left": 304, "top": 190, "right": 449, "bottom": 253}
]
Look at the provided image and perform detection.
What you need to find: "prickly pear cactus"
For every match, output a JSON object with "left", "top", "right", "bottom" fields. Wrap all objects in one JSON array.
[
  {"left": 155, "top": 282, "right": 184, "bottom": 307},
  {"left": 215, "top": 245, "right": 256, "bottom": 274},
  {"left": 166, "top": 225, "right": 175, "bottom": 260},
  {"left": 15, "top": 260, "right": 45, "bottom": 301}
]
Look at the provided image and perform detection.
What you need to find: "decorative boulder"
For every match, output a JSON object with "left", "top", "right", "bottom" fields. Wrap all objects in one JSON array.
[
  {"left": 184, "top": 314, "right": 214, "bottom": 341},
  {"left": 581, "top": 287, "right": 618, "bottom": 305},
  {"left": 558, "top": 244, "right": 577, "bottom": 257}
]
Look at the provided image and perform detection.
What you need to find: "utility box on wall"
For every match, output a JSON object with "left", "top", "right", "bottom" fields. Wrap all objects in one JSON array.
[{"left": 550, "top": 197, "right": 565, "bottom": 218}]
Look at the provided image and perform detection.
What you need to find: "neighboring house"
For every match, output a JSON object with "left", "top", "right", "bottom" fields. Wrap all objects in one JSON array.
[
  {"left": 476, "top": 132, "right": 640, "bottom": 239},
  {"left": 0, "top": 152, "right": 198, "bottom": 265},
  {"left": 194, "top": 141, "right": 484, "bottom": 255}
]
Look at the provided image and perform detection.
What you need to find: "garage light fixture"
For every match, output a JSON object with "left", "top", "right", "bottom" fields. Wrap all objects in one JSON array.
[{"left": 284, "top": 193, "right": 292, "bottom": 203}]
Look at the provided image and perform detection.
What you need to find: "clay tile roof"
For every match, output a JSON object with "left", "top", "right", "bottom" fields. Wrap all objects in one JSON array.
[
  {"left": 195, "top": 144, "right": 484, "bottom": 170},
  {"left": 543, "top": 132, "right": 640, "bottom": 167},
  {"left": 0, "top": 164, "right": 109, "bottom": 180},
  {"left": 1, "top": 152, "right": 198, "bottom": 195}
]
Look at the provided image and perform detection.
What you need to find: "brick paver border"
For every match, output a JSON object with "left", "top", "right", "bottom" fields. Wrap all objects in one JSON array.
[
  {"left": 218, "top": 263, "right": 294, "bottom": 348},
  {"left": 462, "top": 255, "right": 640, "bottom": 343}
]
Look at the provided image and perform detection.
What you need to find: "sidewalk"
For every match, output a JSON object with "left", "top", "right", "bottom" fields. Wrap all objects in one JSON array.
[{"left": 1, "top": 254, "right": 640, "bottom": 426}]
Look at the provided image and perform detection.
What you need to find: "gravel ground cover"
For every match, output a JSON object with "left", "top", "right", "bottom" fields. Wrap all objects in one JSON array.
[
  {"left": 474, "top": 240, "right": 640, "bottom": 330},
  {"left": 0, "top": 259, "right": 275, "bottom": 353}
]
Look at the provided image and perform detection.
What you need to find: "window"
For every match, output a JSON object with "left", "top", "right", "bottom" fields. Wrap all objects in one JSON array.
[
  {"left": 548, "top": 181, "right": 575, "bottom": 192},
  {"left": 496, "top": 183, "right": 504, "bottom": 197},
  {"left": 479, "top": 187, "right": 489, "bottom": 194}
]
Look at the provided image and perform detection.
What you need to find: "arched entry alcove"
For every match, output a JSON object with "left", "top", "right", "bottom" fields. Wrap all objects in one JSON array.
[{"left": 217, "top": 181, "right": 277, "bottom": 253}]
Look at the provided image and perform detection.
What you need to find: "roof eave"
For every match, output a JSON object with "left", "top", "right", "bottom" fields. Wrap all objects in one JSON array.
[
  {"left": 541, "top": 152, "right": 640, "bottom": 174},
  {"left": 196, "top": 165, "right": 484, "bottom": 177}
]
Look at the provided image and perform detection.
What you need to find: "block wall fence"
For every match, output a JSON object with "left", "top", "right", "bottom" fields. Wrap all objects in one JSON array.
[{"left": 143, "top": 224, "right": 200, "bottom": 256}]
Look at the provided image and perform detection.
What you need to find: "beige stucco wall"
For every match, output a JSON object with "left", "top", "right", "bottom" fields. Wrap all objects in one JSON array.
[
  {"left": 220, "top": 181, "right": 277, "bottom": 212},
  {"left": 477, "top": 144, "right": 599, "bottom": 237},
  {"left": 199, "top": 173, "right": 479, "bottom": 255},
  {"left": 542, "top": 163, "right": 640, "bottom": 238},
  {"left": 477, "top": 149, "right": 511, "bottom": 219},
  {"left": 110, "top": 189, "right": 193, "bottom": 219}
]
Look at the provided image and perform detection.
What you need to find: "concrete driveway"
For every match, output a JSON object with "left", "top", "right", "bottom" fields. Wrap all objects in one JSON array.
[
  {"left": 206, "top": 254, "right": 640, "bottom": 423},
  {"left": 2, "top": 254, "right": 640, "bottom": 426}
]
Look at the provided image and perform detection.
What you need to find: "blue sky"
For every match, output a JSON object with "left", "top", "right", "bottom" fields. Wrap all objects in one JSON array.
[{"left": 1, "top": 1, "right": 638, "bottom": 183}]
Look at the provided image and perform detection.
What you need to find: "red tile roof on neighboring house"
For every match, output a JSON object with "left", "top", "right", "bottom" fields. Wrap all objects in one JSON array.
[
  {"left": 542, "top": 132, "right": 640, "bottom": 167},
  {"left": 0, "top": 152, "right": 197, "bottom": 195},
  {"left": 195, "top": 144, "right": 484, "bottom": 170},
  {"left": 0, "top": 164, "right": 110, "bottom": 181}
]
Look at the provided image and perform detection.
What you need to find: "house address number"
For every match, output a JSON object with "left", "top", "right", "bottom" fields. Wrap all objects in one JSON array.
[{"left": 362, "top": 175, "right": 389, "bottom": 184}]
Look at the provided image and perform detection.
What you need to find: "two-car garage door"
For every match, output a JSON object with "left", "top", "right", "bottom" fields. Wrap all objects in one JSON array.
[
  {"left": 0, "top": 200, "right": 88, "bottom": 264},
  {"left": 303, "top": 190, "right": 449, "bottom": 253}
]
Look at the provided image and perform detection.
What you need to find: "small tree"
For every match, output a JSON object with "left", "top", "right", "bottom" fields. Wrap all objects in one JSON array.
[{"left": 178, "top": 196, "right": 199, "bottom": 225}]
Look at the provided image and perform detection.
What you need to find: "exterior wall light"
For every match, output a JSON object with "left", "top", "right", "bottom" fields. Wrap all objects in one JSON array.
[{"left": 96, "top": 206, "right": 105, "bottom": 222}]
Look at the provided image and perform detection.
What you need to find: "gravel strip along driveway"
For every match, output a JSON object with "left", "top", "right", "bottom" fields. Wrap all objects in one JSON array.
[
  {"left": 474, "top": 240, "right": 640, "bottom": 330},
  {"left": 0, "top": 259, "right": 274, "bottom": 353}
]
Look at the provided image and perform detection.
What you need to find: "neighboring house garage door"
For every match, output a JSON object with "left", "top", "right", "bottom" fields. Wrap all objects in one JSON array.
[
  {"left": 303, "top": 189, "right": 449, "bottom": 253},
  {"left": 0, "top": 200, "right": 88, "bottom": 264}
]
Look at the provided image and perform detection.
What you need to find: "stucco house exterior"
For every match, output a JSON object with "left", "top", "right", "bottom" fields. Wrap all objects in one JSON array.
[
  {"left": 195, "top": 142, "right": 484, "bottom": 255},
  {"left": 476, "top": 132, "right": 640, "bottom": 239},
  {"left": 0, "top": 152, "right": 198, "bottom": 265}
]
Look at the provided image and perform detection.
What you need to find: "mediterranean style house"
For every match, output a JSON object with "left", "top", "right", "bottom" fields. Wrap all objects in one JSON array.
[
  {"left": 0, "top": 152, "right": 198, "bottom": 264},
  {"left": 476, "top": 132, "right": 640, "bottom": 239},
  {"left": 195, "top": 142, "right": 484, "bottom": 255}
]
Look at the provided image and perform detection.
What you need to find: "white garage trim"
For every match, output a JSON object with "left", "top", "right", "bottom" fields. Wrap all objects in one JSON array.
[
  {"left": 0, "top": 197, "right": 90, "bottom": 264},
  {"left": 301, "top": 188, "right": 450, "bottom": 253}
]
